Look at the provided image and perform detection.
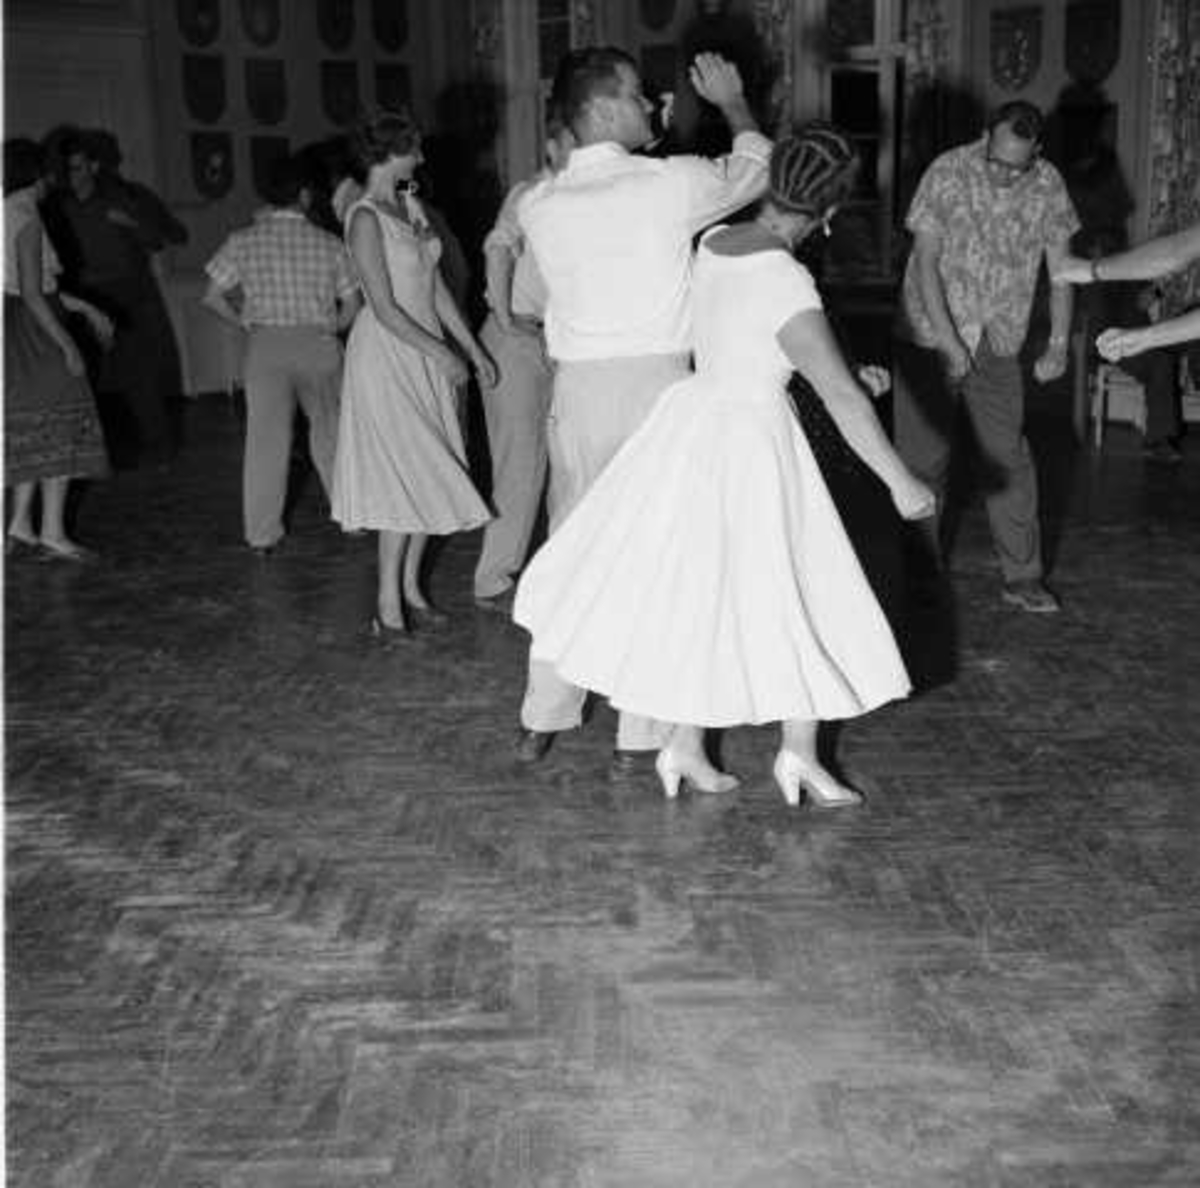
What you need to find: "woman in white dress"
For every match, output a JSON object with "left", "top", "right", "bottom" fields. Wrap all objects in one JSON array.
[
  {"left": 331, "top": 111, "right": 495, "bottom": 634},
  {"left": 514, "top": 124, "right": 934, "bottom": 807}
]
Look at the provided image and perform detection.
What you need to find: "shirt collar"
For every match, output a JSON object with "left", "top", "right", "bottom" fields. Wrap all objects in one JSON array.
[
  {"left": 255, "top": 206, "right": 308, "bottom": 222},
  {"left": 562, "top": 142, "right": 631, "bottom": 172}
]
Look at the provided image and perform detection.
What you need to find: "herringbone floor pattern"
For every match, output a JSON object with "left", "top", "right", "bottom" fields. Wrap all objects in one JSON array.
[{"left": 6, "top": 398, "right": 1200, "bottom": 1187}]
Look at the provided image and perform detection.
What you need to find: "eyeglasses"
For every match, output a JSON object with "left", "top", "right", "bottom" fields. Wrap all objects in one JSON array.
[{"left": 985, "top": 148, "right": 1038, "bottom": 178}]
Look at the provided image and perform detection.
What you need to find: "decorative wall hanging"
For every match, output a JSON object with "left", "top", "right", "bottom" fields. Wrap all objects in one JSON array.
[
  {"left": 639, "top": 0, "right": 676, "bottom": 32},
  {"left": 251, "top": 136, "right": 291, "bottom": 200},
  {"left": 1065, "top": 0, "right": 1121, "bottom": 84},
  {"left": 246, "top": 58, "right": 287, "bottom": 125},
  {"left": 317, "top": 0, "right": 356, "bottom": 51},
  {"left": 191, "top": 131, "right": 234, "bottom": 198},
  {"left": 182, "top": 54, "right": 227, "bottom": 123},
  {"left": 373, "top": 0, "right": 407, "bottom": 51},
  {"left": 376, "top": 63, "right": 411, "bottom": 112},
  {"left": 321, "top": 61, "right": 360, "bottom": 125},
  {"left": 177, "top": 0, "right": 221, "bottom": 47},
  {"left": 990, "top": 6, "right": 1043, "bottom": 92},
  {"left": 241, "top": 0, "right": 281, "bottom": 46}
]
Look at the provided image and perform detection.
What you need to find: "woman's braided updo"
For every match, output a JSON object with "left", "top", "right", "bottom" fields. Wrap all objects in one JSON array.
[{"left": 768, "top": 121, "right": 859, "bottom": 217}]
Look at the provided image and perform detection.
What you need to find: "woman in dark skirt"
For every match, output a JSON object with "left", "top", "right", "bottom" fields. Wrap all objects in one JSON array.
[{"left": 4, "top": 138, "right": 111, "bottom": 560}]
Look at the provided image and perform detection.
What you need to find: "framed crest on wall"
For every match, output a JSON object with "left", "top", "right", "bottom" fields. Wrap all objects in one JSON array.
[
  {"left": 176, "top": 0, "right": 220, "bottom": 47},
  {"left": 240, "top": 0, "right": 281, "bottom": 46},
  {"left": 376, "top": 63, "right": 411, "bottom": 113},
  {"left": 639, "top": 0, "right": 676, "bottom": 32},
  {"left": 317, "top": 0, "right": 355, "bottom": 51},
  {"left": 321, "top": 60, "right": 360, "bottom": 125},
  {"left": 373, "top": 0, "right": 407, "bottom": 52},
  {"left": 246, "top": 58, "right": 287, "bottom": 125},
  {"left": 191, "top": 131, "right": 234, "bottom": 198},
  {"left": 182, "top": 53, "right": 226, "bottom": 123},
  {"left": 991, "top": 6, "right": 1043, "bottom": 92}
]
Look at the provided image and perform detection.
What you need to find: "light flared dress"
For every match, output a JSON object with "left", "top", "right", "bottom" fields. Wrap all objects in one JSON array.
[
  {"left": 513, "top": 240, "right": 912, "bottom": 728},
  {"left": 331, "top": 197, "right": 490, "bottom": 534}
]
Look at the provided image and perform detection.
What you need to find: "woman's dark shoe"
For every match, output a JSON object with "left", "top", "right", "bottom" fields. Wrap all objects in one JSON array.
[
  {"left": 369, "top": 613, "right": 411, "bottom": 640},
  {"left": 409, "top": 603, "right": 450, "bottom": 629},
  {"left": 6, "top": 529, "right": 39, "bottom": 556},
  {"left": 38, "top": 538, "right": 97, "bottom": 563}
]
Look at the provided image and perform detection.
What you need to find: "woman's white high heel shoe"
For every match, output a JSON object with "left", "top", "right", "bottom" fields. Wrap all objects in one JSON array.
[
  {"left": 772, "top": 750, "right": 863, "bottom": 809},
  {"left": 654, "top": 750, "right": 740, "bottom": 799}
]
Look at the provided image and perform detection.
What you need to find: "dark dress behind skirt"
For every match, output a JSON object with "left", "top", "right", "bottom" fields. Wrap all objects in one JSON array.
[{"left": 4, "top": 294, "right": 109, "bottom": 485}]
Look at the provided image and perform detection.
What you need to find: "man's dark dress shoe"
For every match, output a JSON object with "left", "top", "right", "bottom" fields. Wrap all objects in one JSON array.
[
  {"left": 608, "top": 749, "right": 658, "bottom": 782},
  {"left": 514, "top": 729, "right": 554, "bottom": 763}
]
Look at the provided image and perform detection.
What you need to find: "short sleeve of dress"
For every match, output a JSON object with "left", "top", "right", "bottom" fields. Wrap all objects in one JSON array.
[{"left": 768, "top": 255, "right": 823, "bottom": 335}]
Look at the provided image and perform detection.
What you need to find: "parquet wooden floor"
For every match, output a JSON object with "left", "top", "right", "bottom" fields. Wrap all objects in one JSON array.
[{"left": 6, "top": 398, "right": 1200, "bottom": 1187}]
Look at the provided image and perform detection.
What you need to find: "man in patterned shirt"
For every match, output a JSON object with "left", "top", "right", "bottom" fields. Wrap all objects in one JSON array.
[
  {"left": 203, "top": 155, "right": 361, "bottom": 554},
  {"left": 894, "top": 101, "right": 1079, "bottom": 614}
]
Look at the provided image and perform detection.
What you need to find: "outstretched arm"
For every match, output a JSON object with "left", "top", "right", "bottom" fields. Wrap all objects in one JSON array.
[
  {"left": 1096, "top": 307, "right": 1200, "bottom": 361},
  {"left": 778, "top": 308, "right": 934, "bottom": 520},
  {"left": 1056, "top": 222, "right": 1200, "bottom": 285}
]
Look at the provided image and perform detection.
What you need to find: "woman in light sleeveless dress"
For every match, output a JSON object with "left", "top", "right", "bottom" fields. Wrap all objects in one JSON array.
[
  {"left": 331, "top": 112, "right": 495, "bottom": 634},
  {"left": 515, "top": 125, "right": 935, "bottom": 807},
  {"left": 4, "top": 138, "right": 112, "bottom": 561}
]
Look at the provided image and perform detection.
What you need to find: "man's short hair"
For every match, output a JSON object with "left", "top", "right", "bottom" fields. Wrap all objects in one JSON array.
[
  {"left": 988, "top": 100, "right": 1044, "bottom": 143},
  {"left": 263, "top": 154, "right": 306, "bottom": 207},
  {"left": 550, "top": 46, "right": 638, "bottom": 136}
]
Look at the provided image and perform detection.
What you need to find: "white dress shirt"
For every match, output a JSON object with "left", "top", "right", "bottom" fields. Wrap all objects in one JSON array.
[
  {"left": 484, "top": 173, "right": 549, "bottom": 320},
  {"left": 517, "top": 132, "right": 771, "bottom": 361}
]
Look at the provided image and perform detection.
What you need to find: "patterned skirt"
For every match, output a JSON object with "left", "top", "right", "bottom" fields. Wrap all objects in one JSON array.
[{"left": 4, "top": 295, "right": 109, "bottom": 485}]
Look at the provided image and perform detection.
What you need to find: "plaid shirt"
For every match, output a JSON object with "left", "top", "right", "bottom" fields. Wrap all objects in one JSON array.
[{"left": 205, "top": 209, "right": 356, "bottom": 331}]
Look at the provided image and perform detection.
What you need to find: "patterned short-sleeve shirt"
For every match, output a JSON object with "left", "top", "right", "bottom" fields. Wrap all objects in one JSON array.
[{"left": 899, "top": 139, "right": 1080, "bottom": 357}]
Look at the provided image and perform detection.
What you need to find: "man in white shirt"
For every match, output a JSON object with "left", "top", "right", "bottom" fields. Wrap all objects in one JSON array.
[
  {"left": 513, "top": 45, "right": 770, "bottom": 771},
  {"left": 473, "top": 114, "right": 574, "bottom": 613}
]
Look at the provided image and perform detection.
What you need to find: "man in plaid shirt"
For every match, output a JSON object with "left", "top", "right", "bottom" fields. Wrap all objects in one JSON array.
[{"left": 203, "top": 155, "right": 361, "bottom": 553}]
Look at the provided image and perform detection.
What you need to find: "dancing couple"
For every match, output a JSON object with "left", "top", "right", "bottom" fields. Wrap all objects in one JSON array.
[{"left": 510, "top": 47, "right": 934, "bottom": 808}]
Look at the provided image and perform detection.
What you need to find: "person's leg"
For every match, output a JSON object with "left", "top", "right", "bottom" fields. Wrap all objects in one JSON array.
[
  {"left": 242, "top": 332, "right": 295, "bottom": 550},
  {"left": 519, "top": 355, "right": 689, "bottom": 758},
  {"left": 8, "top": 481, "right": 38, "bottom": 543},
  {"left": 775, "top": 718, "right": 861, "bottom": 808},
  {"left": 402, "top": 532, "right": 444, "bottom": 621},
  {"left": 961, "top": 343, "right": 1044, "bottom": 588},
  {"left": 36, "top": 476, "right": 93, "bottom": 558},
  {"left": 474, "top": 316, "right": 553, "bottom": 599},
  {"left": 892, "top": 337, "right": 958, "bottom": 574},
  {"left": 294, "top": 332, "right": 344, "bottom": 504},
  {"left": 654, "top": 723, "right": 738, "bottom": 797},
  {"left": 38, "top": 477, "right": 71, "bottom": 545},
  {"left": 377, "top": 529, "right": 408, "bottom": 630}
]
